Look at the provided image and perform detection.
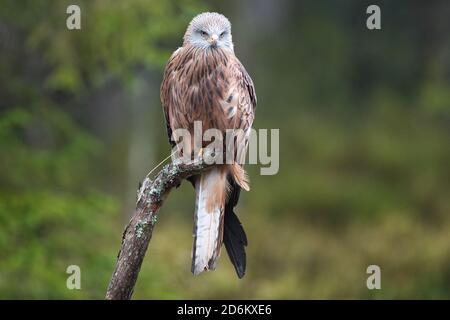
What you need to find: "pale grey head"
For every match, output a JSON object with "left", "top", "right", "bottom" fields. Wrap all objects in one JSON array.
[{"left": 183, "top": 12, "right": 233, "bottom": 51}]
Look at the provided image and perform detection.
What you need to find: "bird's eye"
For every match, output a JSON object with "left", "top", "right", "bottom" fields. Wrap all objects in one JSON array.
[
  {"left": 220, "top": 31, "right": 226, "bottom": 38},
  {"left": 200, "top": 30, "right": 208, "bottom": 37}
]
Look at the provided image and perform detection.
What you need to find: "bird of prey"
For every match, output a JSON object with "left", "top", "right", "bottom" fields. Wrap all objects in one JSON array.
[{"left": 160, "top": 12, "right": 257, "bottom": 278}]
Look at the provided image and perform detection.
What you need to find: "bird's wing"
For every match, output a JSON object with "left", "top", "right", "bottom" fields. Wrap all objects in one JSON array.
[
  {"left": 222, "top": 56, "right": 257, "bottom": 278},
  {"left": 235, "top": 58, "right": 257, "bottom": 112},
  {"left": 160, "top": 47, "right": 183, "bottom": 150}
]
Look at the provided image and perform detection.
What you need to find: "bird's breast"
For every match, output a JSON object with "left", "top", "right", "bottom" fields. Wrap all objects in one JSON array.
[{"left": 174, "top": 47, "right": 234, "bottom": 132}]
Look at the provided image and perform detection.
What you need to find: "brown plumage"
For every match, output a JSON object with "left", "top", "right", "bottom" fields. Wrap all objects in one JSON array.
[
  {"left": 161, "top": 45, "right": 255, "bottom": 143},
  {"left": 160, "top": 12, "right": 256, "bottom": 278}
]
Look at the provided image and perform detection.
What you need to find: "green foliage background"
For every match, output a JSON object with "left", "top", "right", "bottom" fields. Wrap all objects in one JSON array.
[{"left": 0, "top": 0, "right": 449, "bottom": 299}]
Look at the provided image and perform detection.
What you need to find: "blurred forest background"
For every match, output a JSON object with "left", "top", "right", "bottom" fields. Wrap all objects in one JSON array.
[{"left": 0, "top": 0, "right": 449, "bottom": 299}]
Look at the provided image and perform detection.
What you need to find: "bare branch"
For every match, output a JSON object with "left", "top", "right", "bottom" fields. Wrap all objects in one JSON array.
[{"left": 105, "top": 152, "right": 216, "bottom": 300}]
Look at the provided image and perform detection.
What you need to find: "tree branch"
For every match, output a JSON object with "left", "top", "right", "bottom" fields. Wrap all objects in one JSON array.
[{"left": 105, "top": 153, "right": 216, "bottom": 300}]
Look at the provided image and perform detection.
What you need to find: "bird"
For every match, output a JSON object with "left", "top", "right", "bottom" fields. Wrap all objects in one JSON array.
[{"left": 160, "top": 12, "right": 256, "bottom": 278}]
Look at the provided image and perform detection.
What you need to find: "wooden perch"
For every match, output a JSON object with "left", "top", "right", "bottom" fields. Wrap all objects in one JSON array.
[{"left": 105, "top": 151, "right": 217, "bottom": 300}]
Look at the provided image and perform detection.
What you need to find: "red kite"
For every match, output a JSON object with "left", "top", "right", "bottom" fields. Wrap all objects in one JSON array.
[{"left": 161, "top": 12, "right": 256, "bottom": 278}]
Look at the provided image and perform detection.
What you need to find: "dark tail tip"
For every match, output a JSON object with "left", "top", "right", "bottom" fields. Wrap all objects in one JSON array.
[{"left": 224, "top": 209, "right": 247, "bottom": 278}]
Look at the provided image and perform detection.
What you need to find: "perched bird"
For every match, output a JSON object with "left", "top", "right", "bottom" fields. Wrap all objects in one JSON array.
[{"left": 160, "top": 12, "right": 256, "bottom": 278}]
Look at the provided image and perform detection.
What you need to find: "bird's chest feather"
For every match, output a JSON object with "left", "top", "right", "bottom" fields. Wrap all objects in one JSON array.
[{"left": 170, "top": 48, "right": 236, "bottom": 132}]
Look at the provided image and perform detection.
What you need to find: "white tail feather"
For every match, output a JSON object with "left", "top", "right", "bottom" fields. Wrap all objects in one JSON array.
[{"left": 192, "top": 168, "right": 226, "bottom": 275}]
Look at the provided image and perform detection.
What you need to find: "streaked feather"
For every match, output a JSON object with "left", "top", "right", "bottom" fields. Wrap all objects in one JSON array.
[{"left": 192, "top": 168, "right": 227, "bottom": 275}]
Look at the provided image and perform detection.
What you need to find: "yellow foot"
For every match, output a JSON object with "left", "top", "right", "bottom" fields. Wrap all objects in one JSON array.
[{"left": 197, "top": 148, "right": 204, "bottom": 158}]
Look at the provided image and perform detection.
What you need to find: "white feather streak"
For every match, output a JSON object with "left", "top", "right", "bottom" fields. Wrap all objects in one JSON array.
[{"left": 192, "top": 168, "right": 223, "bottom": 275}]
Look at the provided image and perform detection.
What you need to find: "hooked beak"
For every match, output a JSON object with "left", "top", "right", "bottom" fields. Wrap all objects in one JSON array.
[{"left": 208, "top": 34, "right": 218, "bottom": 46}]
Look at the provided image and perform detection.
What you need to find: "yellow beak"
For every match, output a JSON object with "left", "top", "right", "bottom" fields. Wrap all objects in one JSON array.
[{"left": 209, "top": 34, "right": 218, "bottom": 46}]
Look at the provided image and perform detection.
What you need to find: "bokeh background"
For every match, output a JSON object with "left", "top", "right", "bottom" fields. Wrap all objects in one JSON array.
[{"left": 1, "top": 0, "right": 449, "bottom": 299}]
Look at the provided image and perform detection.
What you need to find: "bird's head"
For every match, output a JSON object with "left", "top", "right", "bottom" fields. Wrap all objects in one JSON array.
[{"left": 183, "top": 12, "right": 233, "bottom": 51}]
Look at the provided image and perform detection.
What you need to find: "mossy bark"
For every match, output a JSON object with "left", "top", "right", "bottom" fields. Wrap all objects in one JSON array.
[{"left": 105, "top": 154, "right": 216, "bottom": 300}]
